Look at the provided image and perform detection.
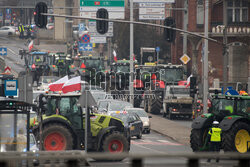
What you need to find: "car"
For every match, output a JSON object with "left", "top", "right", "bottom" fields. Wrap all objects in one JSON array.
[
  {"left": 110, "top": 111, "right": 143, "bottom": 139},
  {"left": 125, "top": 108, "right": 152, "bottom": 134},
  {"left": 0, "top": 26, "right": 16, "bottom": 36},
  {"left": 97, "top": 99, "right": 133, "bottom": 114},
  {"left": 91, "top": 91, "right": 113, "bottom": 103}
]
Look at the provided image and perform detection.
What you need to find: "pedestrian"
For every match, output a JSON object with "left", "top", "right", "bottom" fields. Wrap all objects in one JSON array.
[
  {"left": 73, "top": 41, "right": 78, "bottom": 56},
  {"left": 26, "top": 25, "right": 32, "bottom": 39},
  {"left": 207, "top": 121, "right": 222, "bottom": 163},
  {"left": 18, "top": 24, "right": 24, "bottom": 39}
]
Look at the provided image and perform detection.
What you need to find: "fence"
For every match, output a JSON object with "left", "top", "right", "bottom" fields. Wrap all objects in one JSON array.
[{"left": 0, "top": 151, "right": 250, "bottom": 167}]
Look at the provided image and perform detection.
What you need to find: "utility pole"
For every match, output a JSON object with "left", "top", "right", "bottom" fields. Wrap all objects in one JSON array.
[
  {"left": 223, "top": 0, "right": 228, "bottom": 91},
  {"left": 129, "top": 0, "right": 134, "bottom": 105},
  {"left": 203, "top": 0, "right": 209, "bottom": 113},
  {"left": 183, "top": 0, "right": 188, "bottom": 60}
]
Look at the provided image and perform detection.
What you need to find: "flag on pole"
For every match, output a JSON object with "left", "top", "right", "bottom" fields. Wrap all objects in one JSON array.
[
  {"left": 62, "top": 76, "right": 81, "bottom": 93},
  {"left": 28, "top": 40, "right": 34, "bottom": 51},
  {"left": 113, "top": 50, "right": 117, "bottom": 62},
  {"left": 185, "top": 74, "right": 193, "bottom": 88},
  {"left": 49, "top": 75, "right": 68, "bottom": 91}
]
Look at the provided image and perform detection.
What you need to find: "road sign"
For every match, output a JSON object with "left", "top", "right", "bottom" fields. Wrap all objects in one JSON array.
[
  {"left": 133, "top": 0, "right": 175, "bottom": 2},
  {"left": 155, "top": 47, "right": 160, "bottom": 52},
  {"left": 78, "top": 43, "right": 93, "bottom": 51},
  {"left": 90, "top": 36, "right": 106, "bottom": 43},
  {"left": 139, "top": 2, "right": 165, "bottom": 20},
  {"left": 180, "top": 54, "right": 191, "bottom": 64},
  {"left": 4, "top": 80, "right": 17, "bottom": 96},
  {"left": 79, "top": 23, "right": 85, "bottom": 31},
  {"left": 0, "top": 48, "right": 7, "bottom": 56},
  {"left": 88, "top": 21, "right": 113, "bottom": 38},
  {"left": 81, "top": 33, "right": 91, "bottom": 43},
  {"left": 80, "top": 0, "right": 125, "bottom": 19},
  {"left": 4, "top": 66, "right": 11, "bottom": 74}
]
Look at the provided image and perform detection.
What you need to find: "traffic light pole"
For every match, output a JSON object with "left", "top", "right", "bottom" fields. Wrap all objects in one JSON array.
[
  {"left": 203, "top": 0, "right": 209, "bottom": 113},
  {"left": 129, "top": 0, "right": 134, "bottom": 105}
]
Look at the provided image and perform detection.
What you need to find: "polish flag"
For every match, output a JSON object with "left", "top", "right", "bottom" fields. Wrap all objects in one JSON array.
[
  {"left": 28, "top": 40, "right": 34, "bottom": 52},
  {"left": 49, "top": 75, "right": 68, "bottom": 91},
  {"left": 185, "top": 74, "right": 193, "bottom": 88},
  {"left": 113, "top": 50, "right": 117, "bottom": 62},
  {"left": 62, "top": 76, "right": 81, "bottom": 93}
]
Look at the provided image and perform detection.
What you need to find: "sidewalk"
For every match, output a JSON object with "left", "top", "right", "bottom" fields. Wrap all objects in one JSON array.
[{"left": 149, "top": 113, "right": 191, "bottom": 146}]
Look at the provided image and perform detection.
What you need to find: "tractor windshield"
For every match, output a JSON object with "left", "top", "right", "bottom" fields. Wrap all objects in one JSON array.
[
  {"left": 212, "top": 98, "right": 235, "bottom": 115},
  {"left": 237, "top": 99, "right": 250, "bottom": 115},
  {"left": 81, "top": 59, "right": 103, "bottom": 70},
  {"left": 29, "top": 54, "right": 47, "bottom": 65},
  {"left": 159, "top": 68, "right": 184, "bottom": 83},
  {"left": 116, "top": 65, "right": 130, "bottom": 73}
]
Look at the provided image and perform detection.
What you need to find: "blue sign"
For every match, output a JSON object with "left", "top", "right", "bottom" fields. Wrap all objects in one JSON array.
[
  {"left": 79, "top": 23, "right": 85, "bottom": 32},
  {"left": 4, "top": 80, "right": 18, "bottom": 96},
  {"left": 0, "top": 48, "right": 7, "bottom": 56},
  {"left": 6, "top": 8, "right": 11, "bottom": 15},
  {"left": 155, "top": 47, "right": 160, "bottom": 52},
  {"left": 224, "top": 87, "right": 239, "bottom": 96},
  {"left": 79, "top": 43, "right": 93, "bottom": 51}
]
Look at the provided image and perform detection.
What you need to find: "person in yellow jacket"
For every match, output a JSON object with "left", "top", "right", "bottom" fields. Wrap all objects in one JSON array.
[{"left": 207, "top": 121, "right": 222, "bottom": 162}]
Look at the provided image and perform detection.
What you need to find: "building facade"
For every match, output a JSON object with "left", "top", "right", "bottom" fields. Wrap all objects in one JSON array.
[{"left": 172, "top": 0, "right": 250, "bottom": 88}]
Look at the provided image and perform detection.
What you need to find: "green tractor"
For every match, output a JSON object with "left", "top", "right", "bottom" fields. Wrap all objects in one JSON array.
[
  {"left": 30, "top": 92, "right": 130, "bottom": 153},
  {"left": 190, "top": 95, "right": 250, "bottom": 153}
]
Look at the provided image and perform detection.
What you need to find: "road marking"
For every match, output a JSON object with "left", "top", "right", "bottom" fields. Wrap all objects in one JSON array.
[
  {"left": 132, "top": 139, "right": 183, "bottom": 146},
  {"left": 133, "top": 142, "right": 166, "bottom": 154}
]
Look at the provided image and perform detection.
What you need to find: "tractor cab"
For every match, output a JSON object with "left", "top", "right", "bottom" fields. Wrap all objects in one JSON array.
[{"left": 155, "top": 64, "right": 185, "bottom": 85}]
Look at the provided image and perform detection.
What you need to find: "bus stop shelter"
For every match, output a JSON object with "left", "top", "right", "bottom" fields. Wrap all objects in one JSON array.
[{"left": 0, "top": 98, "right": 36, "bottom": 152}]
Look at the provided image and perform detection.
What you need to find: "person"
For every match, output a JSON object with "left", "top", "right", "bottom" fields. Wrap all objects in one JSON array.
[
  {"left": 73, "top": 41, "right": 78, "bottom": 56},
  {"left": 207, "top": 121, "right": 222, "bottom": 163},
  {"left": 26, "top": 25, "right": 32, "bottom": 39},
  {"left": 18, "top": 24, "right": 24, "bottom": 39}
]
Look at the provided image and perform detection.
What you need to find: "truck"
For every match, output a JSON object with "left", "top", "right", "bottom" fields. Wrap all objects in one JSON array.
[
  {"left": 30, "top": 91, "right": 130, "bottom": 154},
  {"left": 190, "top": 94, "right": 250, "bottom": 153},
  {"left": 144, "top": 64, "right": 185, "bottom": 114},
  {"left": 162, "top": 85, "right": 193, "bottom": 119}
]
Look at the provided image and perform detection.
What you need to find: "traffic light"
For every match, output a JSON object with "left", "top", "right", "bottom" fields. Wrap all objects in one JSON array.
[
  {"left": 96, "top": 8, "right": 109, "bottom": 34},
  {"left": 34, "top": 2, "right": 47, "bottom": 28},
  {"left": 190, "top": 77, "right": 197, "bottom": 98},
  {"left": 164, "top": 17, "right": 176, "bottom": 42}
]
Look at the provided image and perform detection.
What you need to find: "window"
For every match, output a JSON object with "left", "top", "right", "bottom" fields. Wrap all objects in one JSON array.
[
  {"left": 227, "top": 0, "right": 248, "bottom": 23},
  {"left": 197, "top": 0, "right": 204, "bottom": 25}
]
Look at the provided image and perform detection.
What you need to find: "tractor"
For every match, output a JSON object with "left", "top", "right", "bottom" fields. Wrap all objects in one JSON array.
[
  {"left": 144, "top": 64, "right": 185, "bottom": 114},
  {"left": 76, "top": 55, "right": 106, "bottom": 85},
  {"left": 190, "top": 95, "right": 250, "bottom": 153},
  {"left": 20, "top": 50, "right": 50, "bottom": 84},
  {"left": 109, "top": 60, "right": 131, "bottom": 99},
  {"left": 30, "top": 91, "right": 130, "bottom": 153},
  {"left": 133, "top": 63, "right": 155, "bottom": 107}
]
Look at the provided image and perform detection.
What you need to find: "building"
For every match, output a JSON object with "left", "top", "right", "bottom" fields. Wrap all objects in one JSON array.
[{"left": 172, "top": 0, "right": 250, "bottom": 88}]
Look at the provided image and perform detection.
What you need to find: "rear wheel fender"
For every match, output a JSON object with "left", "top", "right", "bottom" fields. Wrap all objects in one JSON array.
[
  {"left": 219, "top": 116, "right": 245, "bottom": 131},
  {"left": 191, "top": 115, "right": 214, "bottom": 129}
]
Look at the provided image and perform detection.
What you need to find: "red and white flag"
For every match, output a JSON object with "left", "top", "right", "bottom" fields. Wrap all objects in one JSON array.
[
  {"left": 62, "top": 76, "right": 81, "bottom": 93},
  {"left": 113, "top": 50, "right": 117, "bottom": 62},
  {"left": 185, "top": 74, "right": 193, "bottom": 88},
  {"left": 28, "top": 40, "right": 34, "bottom": 51},
  {"left": 49, "top": 75, "right": 68, "bottom": 91}
]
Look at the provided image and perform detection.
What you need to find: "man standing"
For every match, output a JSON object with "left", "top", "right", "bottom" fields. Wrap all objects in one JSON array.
[
  {"left": 18, "top": 24, "right": 24, "bottom": 39},
  {"left": 207, "top": 121, "right": 222, "bottom": 162}
]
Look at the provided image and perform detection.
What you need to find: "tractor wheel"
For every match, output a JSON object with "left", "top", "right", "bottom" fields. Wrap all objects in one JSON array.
[
  {"left": 102, "top": 131, "right": 129, "bottom": 154},
  {"left": 42, "top": 124, "right": 73, "bottom": 151},
  {"left": 190, "top": 128, "right": 209, "bottom": 152},
  {"left": 222, "top": 122, "right": 250, "bottom": 153},
  {"left": 150, "top": 98, "right": 162, "bottom": 115}
]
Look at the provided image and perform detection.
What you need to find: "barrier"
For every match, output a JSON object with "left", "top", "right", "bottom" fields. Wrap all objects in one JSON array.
[{"left": 0, "top": 151, "right": 249, "bottom": 167}]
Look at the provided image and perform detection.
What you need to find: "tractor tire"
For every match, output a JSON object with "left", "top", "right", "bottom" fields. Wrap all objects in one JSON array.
[
  {"left": 150, "top": 98, "right": 162, "bottom": 115},
  {"left": 102, "top": 131, "right": 129, "bottom": 154},
  {"left": 190, "top": 128, "right": 209, "bottom": 152},
  {"left": 42, "top": 123, "right": 73, "bottom": 151},
  {"left": 222, "top": 122, "right": 250, "bottom": 153}
]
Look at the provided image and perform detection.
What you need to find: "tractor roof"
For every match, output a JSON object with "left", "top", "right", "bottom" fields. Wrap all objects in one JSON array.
[{"left": 212, "top": 94, "right": 250, "bottom": 100}]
